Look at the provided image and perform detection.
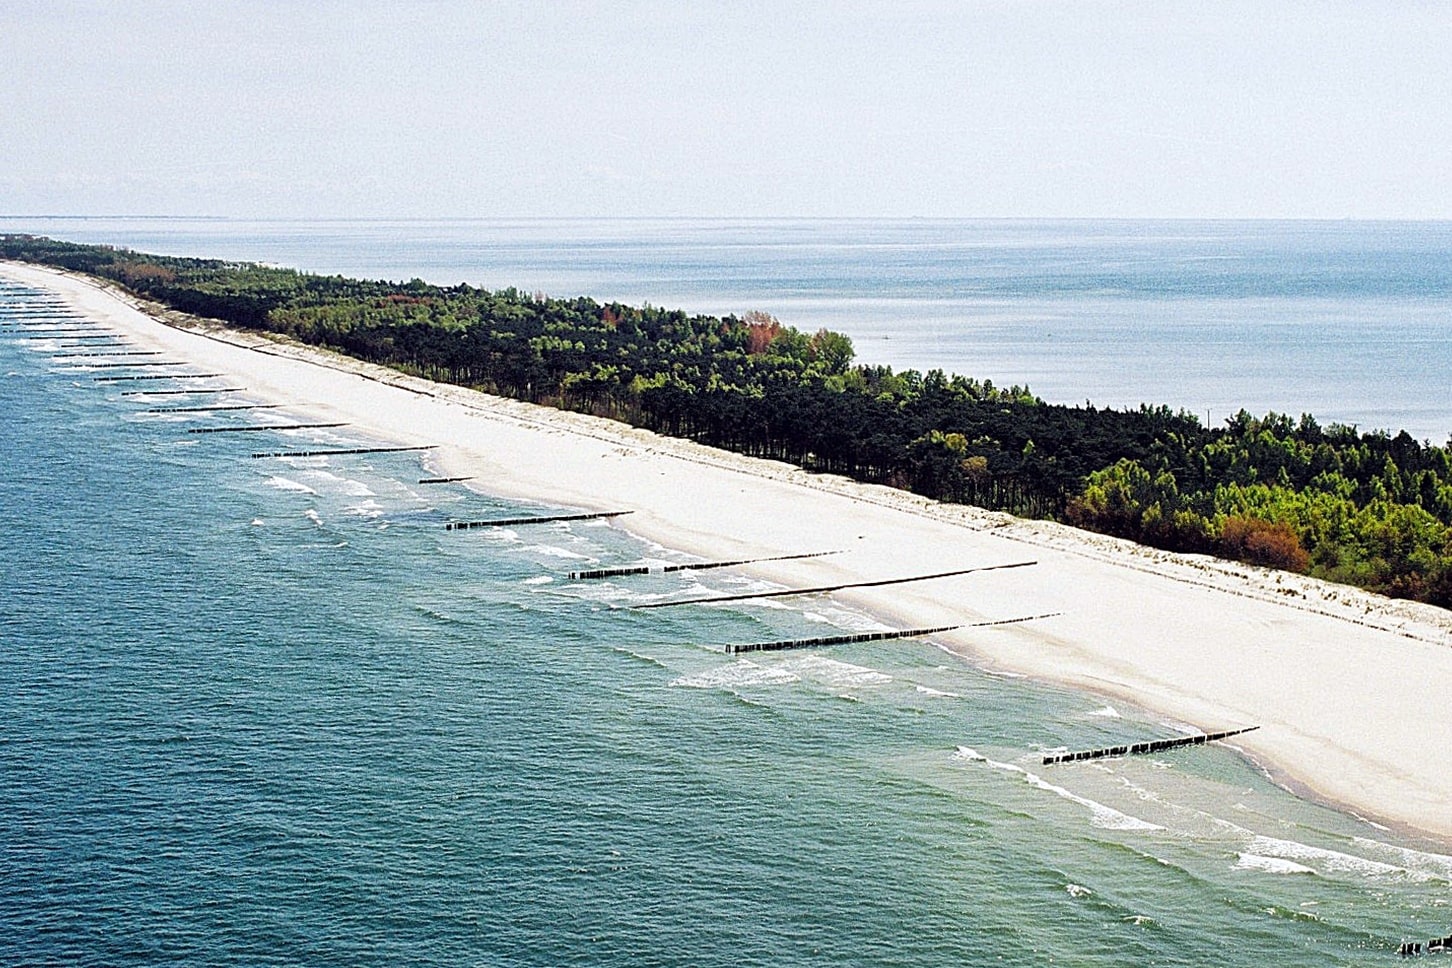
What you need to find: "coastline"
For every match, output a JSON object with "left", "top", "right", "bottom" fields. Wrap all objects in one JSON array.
[{"left": 7, "top": 258, "right": 1452, "bottom": 844}]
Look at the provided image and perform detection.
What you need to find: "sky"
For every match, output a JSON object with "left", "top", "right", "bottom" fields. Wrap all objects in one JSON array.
[{"left": 3, "top": 0, "right": 1451, "bottom": 219}]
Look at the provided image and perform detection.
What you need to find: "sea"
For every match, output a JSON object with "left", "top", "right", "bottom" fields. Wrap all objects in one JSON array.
[{"left": 2, "top": 220, "right": 1451, "bottom": 966}]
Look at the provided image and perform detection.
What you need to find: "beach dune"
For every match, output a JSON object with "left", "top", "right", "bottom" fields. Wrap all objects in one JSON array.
[{"left": 6, "top": 259, "right": 1451, "bottom": 841}]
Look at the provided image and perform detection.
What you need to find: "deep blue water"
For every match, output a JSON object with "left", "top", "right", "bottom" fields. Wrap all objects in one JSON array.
[{"left": 2, "top": 217, "right": 1449, "bottom": 441}]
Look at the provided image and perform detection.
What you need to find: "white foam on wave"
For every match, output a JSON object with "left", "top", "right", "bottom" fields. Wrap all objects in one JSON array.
[
  {"left": 915, "top": 685, "right": 961, "bottom": 699},
  {"left": 303, "top": 469, "right": 374, "bottom": 497},
  {"left": 737, "top": 598, "right": 795, "bottom": 611},
  {"left": 1066, "top": 883, "right": 1093, "bottom": 898},
  {"left": 1235, "top": 853, "right": 1317, "bottom": 875},
  {"left": 1246, "top": 835, "right": 1423, "bottom": 880},
  {"left": 1351, "top": 837, "right": 1452, "bottom": 881},
  {"left": 303, "top": 509, "right": 323, "bottom": 526},
  {"left": 1088, "top": 706, "right": 1121, "bottom": 719},
  {"left": 266, "top": 475, "right": 317, "bottom": 495},
  {"left": 781, "top": 654, "right": 892, "bottom": 688},
  {"left": 519, "top": 543, "right": 592, "bottom": 561},
  {"left": 953, "top": 746, "right": 1163, "bottom": 831},
  {"left": 522, "top": 575, "right": 554, "bottom": 586},
  {"left": 343, "top": 500, "right": 384, "bottom": 518},
  {"left": 562, "top": 582, "right": 662, "bottom": 606},
  {"left": 671, "top": 660, "right": 801, "bottom": 690}
]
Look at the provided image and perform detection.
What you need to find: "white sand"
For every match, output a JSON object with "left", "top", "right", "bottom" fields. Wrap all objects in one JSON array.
[{"left": 8, "top": 260, "right": 1452, "bottom": 840}]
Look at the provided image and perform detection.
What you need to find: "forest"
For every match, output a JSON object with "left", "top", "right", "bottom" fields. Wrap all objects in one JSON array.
[{"left": 6, "top": 234, "right": 1451, "bottom": 608}]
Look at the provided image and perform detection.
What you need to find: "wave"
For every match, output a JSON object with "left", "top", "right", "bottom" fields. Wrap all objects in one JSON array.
[
  {"left": 1350, "top": 837, "right": 1452, "bottom": 881},
  {"left": 609, "top": 645, "right": 669, "bottom": 670},
  {"left": 560, "top": 581, "right": 662, "bottom": 606},
  {"left": 670, "top": 659, "right": 801, "bottom": 690},
  {"left": 1234, "top": 853, "right": 1317, "bottom": 875},
  {"left": 954, "top": 746, "right": 1164, "bottom": 832},
  {"left": 518, "top": 543, "right": 592, "bottom": 561},
  {"left": 266, "top": 475, "right": 318, "bottom": 495},
  {"left": 781, "top": 654, "right": 892, "bottom": 688},
  {"left": 1246, "top": 835, "right": 1424, "bottom": 880}
]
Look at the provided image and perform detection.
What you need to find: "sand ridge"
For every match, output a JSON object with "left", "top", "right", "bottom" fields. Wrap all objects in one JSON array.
[{"left": 6, "top": 259, "right": 1451, "bottom": 841}]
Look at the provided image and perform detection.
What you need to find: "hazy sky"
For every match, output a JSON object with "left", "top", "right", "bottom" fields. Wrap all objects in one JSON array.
[{"left": 3, "top": 0, "right": 1450, "bottom": 218}]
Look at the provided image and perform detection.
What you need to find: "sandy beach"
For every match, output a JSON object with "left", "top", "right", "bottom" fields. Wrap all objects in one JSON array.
[{"left": 7, "top": 259, "right": 1452, "bottom": 843}]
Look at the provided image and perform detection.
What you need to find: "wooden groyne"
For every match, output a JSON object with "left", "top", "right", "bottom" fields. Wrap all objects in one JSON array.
[
  {"left": 569, "top": 550, "right": 841, "bottom": 580},
  {"left": 66, "top": 360, "right": 188, "bottom": 368},
  {"left": 146, "top": 404, "right": 280, "bottom": 413},
  {"left": 120, "top": 387, "right": 246, "bottom": 396},
  {"left": 725, "top": 613, "right": 1060, "bottom": 654},
  {"left": 187, "top": 422, "right": 347, "bottom": 434},
  {"left": 1041, "top": 726, "right": 1261, "bottom": 765},
  {"left": 418, "top": 476, "right": 474, "bottom": 484},
  {"left": 445, "top": 510, "right": 633, "bottom": 531},
  {"left": 51, "top": 351, "right": 162, "bottom": 359},
  {"left": 252, "top": 445, "right": 435, "bottom": 459},
  {"left": 94, "top": 373, "right": 224, "bottom": 383},
  {"left": 1401, "top": 933, "right": 1452, "bottom": 958},
  {"left": 631, "top": 560, "right": 1036, "bottom": 610}
]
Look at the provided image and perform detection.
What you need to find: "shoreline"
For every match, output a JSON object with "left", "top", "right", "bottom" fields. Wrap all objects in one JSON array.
[{"left": 6, "top": 258, "right": 1452, "bottom": 845}]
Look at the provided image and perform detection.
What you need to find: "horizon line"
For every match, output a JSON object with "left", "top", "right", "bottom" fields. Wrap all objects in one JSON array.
[{"left": 4, "top": 214, "right": 1452, "bottom": 225}]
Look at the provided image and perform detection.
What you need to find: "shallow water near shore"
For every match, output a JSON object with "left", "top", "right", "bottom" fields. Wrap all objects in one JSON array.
[{"left": 4, "top": 282, "right": 1452, "bottom": 964}]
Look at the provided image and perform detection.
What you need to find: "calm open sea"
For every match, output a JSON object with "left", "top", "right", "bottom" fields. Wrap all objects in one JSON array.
[
  {"left": 3, "top": 224, "right": 1452, "bottom": 965},
  {"left": 2, "top": 217, "right": 1449, "bottom": 441}
]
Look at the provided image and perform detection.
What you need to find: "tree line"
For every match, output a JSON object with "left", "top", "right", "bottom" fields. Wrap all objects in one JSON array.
[{"left": 5, "top": 234, "right": 1450, "bottom": 607}]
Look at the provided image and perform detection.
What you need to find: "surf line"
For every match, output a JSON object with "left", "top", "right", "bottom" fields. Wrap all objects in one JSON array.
[
  {"left": 630, "top": 560, "right": 1037, "bottom": 610},
  {"left": 1041, "top": 725, "right": 1261, "bottom": 765},
  {"left": 445, "top": 510, "right": 633, "bottom": 531},
  {"left": 725, "top": 613, "right": 1061, "bottom": 654},
  {"left": 569, "top": 549, "right": 842, "bottom": 580}
]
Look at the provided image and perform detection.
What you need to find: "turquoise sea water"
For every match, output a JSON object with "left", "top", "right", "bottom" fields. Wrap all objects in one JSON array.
[
  {"left": 2, "top": 217, "right": 1450, "bottom": 442},
  {"left": 3, "top": 274, "right": 1452, "bottom": 962}
]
